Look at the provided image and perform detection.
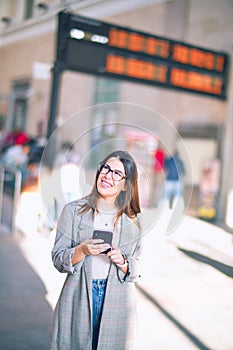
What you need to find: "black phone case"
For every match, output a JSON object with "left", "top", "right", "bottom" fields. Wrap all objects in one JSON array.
[{"left": 92, "top": 230, "right": 113, "bottom": 254}]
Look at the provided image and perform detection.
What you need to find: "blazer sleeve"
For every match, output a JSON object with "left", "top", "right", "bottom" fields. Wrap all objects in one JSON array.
[
  {"left": 51, "top": 202, "right": 83, "bottom": 274},
  {"left": 117, "top": 239, "right": 143, "bottom": 283},
  {"left": 117, "top": 215, "right": 143, "bottom": 283}
]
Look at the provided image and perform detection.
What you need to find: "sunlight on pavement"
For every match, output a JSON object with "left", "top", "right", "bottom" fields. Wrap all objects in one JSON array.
[{"left": 16, "top": 198, "right": 233, "bottom": 350}]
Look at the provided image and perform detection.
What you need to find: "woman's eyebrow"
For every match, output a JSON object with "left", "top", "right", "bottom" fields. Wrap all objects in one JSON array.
[{"left": 106, "top": 163, "right": 124, "bottom": 173}]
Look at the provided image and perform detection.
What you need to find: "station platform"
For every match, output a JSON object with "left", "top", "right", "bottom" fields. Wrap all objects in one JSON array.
[{"left": 0, "top": 209, "right": 232, "bottom": 350}]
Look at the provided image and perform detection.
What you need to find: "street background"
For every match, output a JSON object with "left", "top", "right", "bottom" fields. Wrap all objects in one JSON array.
[
  {"left": 0, "top": 206, "right": 232, "bottom": 350},
  {"left": 0, "top": 1, "right": 233, "bottom": 349}
]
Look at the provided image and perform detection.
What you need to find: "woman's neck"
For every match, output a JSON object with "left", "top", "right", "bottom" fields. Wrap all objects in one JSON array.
[{"left": 97, "top": 198, "right": 116, "bottom": 212}]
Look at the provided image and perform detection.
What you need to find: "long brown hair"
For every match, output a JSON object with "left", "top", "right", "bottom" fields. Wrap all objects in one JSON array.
[{"left": 79, "top": 150, "right": 141, "bottom": 224}]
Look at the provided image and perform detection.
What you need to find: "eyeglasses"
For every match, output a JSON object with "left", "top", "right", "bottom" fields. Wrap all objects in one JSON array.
[{"left": 99, "top": 163, "right": 126, "bottom": 181}]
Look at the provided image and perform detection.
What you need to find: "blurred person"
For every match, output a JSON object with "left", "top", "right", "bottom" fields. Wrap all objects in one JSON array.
[
  {"left": 48, "top": 141, "right": 82, "bottom": 222},
  {"left": 16, "top": 159, "right": 45, "bottom": 236},
  {"left": 27, "top": 137, "right": 45, "bottom": 163},
  {"left": 39, "top": 166, "right": 59, "bottom": 232},
  {"left": 22, "top": 159, "right": 40, "bottom": 192},
  {"left": 54, "top": 141, "right": 80, "bottom": 167},
  {"left": 49, "top": 162, "right": 82, "bottom": 225},
  {"left": 50, "top": 150, "right": 143, "bottom": 350},
  {"left": 164, "top": 150, "right": 186, "bottom": 209},
  {"left": 35, "top": 119, "right": 47, "bottom": 147},
  {"left": 1, "top": 142, "right": 30, "bottom": 166},
  {"left": 197, "top": 159, "right": 220, "bottom": 220},
  {"left": 2, "top": 128, "right": 29, "bottom": 151},
  {"left": 1, "top": 141, "right": 31, "bottom": 185},
  {"left": 150, "top": 144, "right": 165, "bottom": 207},
  {"left": 9, "top": 145, "right": 42, "bottom": 236},
  {"left": 0, "top": 127, "right": 3, "bottom": 152}
]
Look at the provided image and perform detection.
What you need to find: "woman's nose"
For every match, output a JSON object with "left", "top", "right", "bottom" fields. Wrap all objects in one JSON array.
[{"left": 104, "top": 170, "right": 113, "bottom": 179}]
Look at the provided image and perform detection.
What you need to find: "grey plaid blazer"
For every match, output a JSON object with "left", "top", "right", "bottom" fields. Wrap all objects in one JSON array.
[{"left": 50, "top": 199, "right": 143, "bottom": 350}]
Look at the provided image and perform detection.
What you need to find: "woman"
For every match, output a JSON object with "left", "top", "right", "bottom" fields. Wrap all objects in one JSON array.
[{"left": 50, "top": 150, "right": 143, "bottom": 350}]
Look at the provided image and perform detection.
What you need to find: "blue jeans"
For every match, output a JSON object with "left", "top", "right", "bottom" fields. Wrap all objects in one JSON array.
[
  {"left": 92, "top": 279, "right": 107, "bottom": 350},
  {"left": 164, "top": 180, "right": 184, "bottom": 208}
]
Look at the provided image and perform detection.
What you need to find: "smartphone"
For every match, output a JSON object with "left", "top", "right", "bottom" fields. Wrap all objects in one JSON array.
[{"left": 92, "top": 230, "right": 113, "bottom": 254}]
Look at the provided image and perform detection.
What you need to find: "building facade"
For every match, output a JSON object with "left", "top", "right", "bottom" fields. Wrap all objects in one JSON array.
[{"left": 1, "top": 0, "right": 233, "bottom": 222}]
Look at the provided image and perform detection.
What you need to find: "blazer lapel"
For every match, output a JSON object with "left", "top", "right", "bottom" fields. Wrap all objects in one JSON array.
[
  {"left": 118, "top": 213, "right": 140, "bottom": 250},
  {"left": 75, "top": 209, "right": 94, "bottom": 309},
  {"left": 77, "top": 208, "right": 93, "bottom": 256}
]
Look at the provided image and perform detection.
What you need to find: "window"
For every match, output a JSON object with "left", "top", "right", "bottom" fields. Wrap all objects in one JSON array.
[
  {"left": 9, "top": 81, "right": 30, "bottom": 132},
  {"left": 24, "top": 0, "right": 34, "bottom": 19},
  {"left": 90, "top": 78, "right": 120, "bottom": 163}
]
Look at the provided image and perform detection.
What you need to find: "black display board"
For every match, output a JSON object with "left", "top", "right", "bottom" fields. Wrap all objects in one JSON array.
[{"left": 56, "top": 11, "right": 229, "bottom": 99}]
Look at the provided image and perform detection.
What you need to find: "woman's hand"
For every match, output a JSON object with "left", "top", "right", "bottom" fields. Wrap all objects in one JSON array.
[
  {"left": 80, "top": 238, "right": 111, "bottom": 256},
  {"left": 107, "top": 244, "right": 125, "bottom": 265},
  {"left": 71, "top": 239, "right": 111, "bottom": 265},
  {"left": 107, "top": 245, "right": 128, "bottom": 274}
]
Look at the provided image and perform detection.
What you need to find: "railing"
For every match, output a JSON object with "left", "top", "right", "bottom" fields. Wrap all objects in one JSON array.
[{"left": 0, "top": 162, "right": 22, "bottom": 235}]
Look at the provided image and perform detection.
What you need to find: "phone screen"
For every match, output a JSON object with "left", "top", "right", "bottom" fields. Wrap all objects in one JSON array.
[{"left": 92, "top": 230, "right": 113, "bottom": 254}]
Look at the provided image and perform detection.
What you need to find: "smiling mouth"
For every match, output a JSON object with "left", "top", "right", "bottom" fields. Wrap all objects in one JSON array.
[{"left": 101, "top": 180, "right": 112, "bottom": 187}]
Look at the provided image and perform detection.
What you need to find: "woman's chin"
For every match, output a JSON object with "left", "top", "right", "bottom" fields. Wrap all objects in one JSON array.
[{"left": 98, "top": 190, "right": 117, "bottom": 201}]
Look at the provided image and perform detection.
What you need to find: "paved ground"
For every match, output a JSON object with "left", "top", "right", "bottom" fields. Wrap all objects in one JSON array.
[
  {"left": 0, "top": 208, "right": 232, "bottom": 350},
  {"left": 137, "top": 210, "right": 233, "bottom": 350},
  {"left": 0, "top": 235, "right": 52, "bottom": 350}
]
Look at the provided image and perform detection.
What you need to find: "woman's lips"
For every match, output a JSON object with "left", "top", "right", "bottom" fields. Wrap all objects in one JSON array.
[{"left": 101, "top": 179, "right": 112, "bottom": 188}]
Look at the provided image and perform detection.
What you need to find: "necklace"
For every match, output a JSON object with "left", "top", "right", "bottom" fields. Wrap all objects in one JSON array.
[{"left": 96, "top": 209, "right": 116, "bottom": 227}]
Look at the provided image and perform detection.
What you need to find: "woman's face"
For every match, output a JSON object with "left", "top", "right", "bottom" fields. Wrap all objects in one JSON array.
[{"left": 97, "top": 157, "right": 126, "bottom": 202}]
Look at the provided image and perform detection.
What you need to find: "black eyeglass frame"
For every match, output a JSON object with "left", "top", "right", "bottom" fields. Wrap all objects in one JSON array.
[{"left": 98, "top": 163, "right": 127, "bottom": 181}]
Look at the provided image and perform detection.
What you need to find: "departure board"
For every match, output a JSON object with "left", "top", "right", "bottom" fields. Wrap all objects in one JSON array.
[{"left": 56, "top": 11, "right": 229, "bottom": 99}]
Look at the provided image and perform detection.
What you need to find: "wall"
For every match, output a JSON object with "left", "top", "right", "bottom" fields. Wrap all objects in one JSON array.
[{"left": 0, "top": 0, "right": 233, "bottom": 210}]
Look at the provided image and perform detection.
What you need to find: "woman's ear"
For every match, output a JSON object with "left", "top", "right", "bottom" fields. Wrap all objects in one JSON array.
[{"left": 122, "top": 181, "right": 127, "bottom": 192}]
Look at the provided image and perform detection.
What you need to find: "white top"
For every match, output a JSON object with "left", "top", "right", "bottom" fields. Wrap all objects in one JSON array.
[{"left": 92, "top": 210, "right": 119, "bottom": 279}]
